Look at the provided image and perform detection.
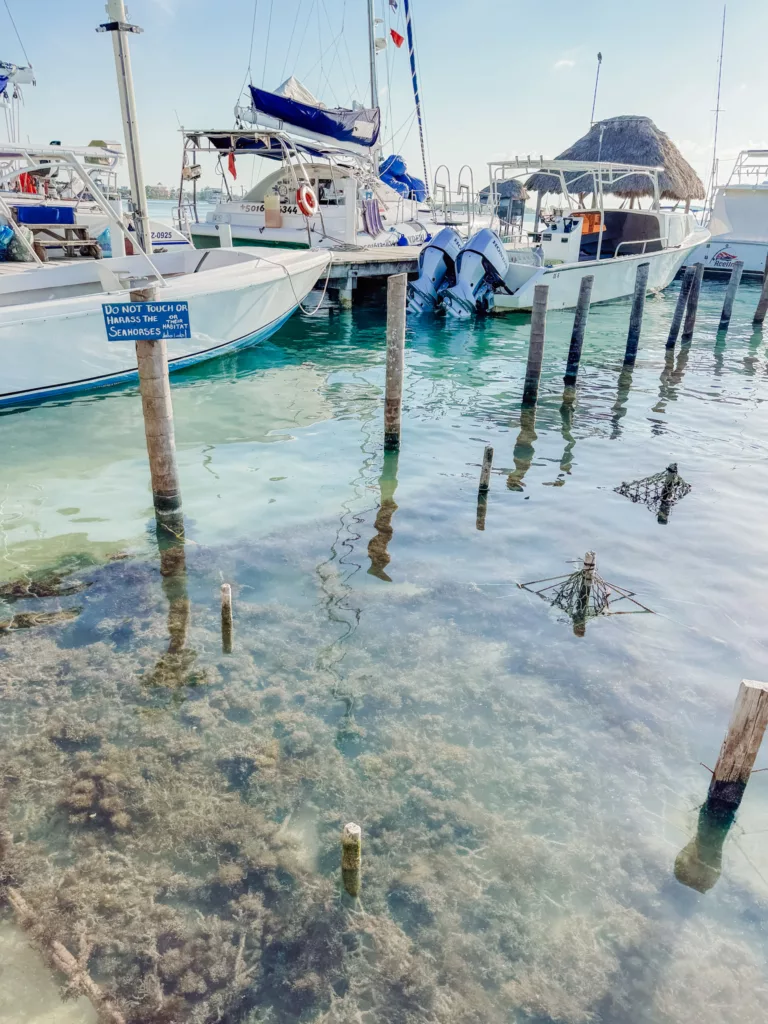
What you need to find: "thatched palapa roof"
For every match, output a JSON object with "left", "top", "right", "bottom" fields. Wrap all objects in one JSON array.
[
  {"left": 479, "top": 179, "right": 529, "bottom": 201},
  {"left": 525, "top": 115, "right": 705, "bottom": 201}
]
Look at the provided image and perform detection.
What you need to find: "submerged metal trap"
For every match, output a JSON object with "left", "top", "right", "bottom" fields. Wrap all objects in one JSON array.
[
  {"left": 615, "top": 462, "right": 691, "bottom": 524},
  {"left": 519, "top": 551, "right": 652, "bottom": 636}
]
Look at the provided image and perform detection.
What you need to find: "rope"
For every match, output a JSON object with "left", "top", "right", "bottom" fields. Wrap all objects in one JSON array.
[
  {"left": 262, "top": 0, "right": 274, "bottom": 87},
  {"left": 3, "top": 0, "right": 31, "bottom": 66},
  {"left": 253, "top": 251, "right": 333, "bottom": 316},
  {"left": 236, "top": 0, "right": 259, "bottom": 102},
  {"left": 280, "top": 0, "right": 305, "bottom": 84}
]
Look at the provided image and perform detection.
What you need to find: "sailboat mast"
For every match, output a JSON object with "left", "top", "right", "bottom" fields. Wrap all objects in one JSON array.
[
  {"left": 403, "top": 0, "right": 429, "bottom": 197},
  {"left": 367, "top": 0, "right": 379, "bottom": 111},
  {"left": 98, "top": 0, "right": 152, "bottom": 252},
  {"left": 707, "top": 4, "right": 727, "bottom": 214}
]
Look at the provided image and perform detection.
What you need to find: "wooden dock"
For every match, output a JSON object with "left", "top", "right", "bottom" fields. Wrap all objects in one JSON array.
[{"left": 327, "top": 245, "right": 421, "bottom": 306}]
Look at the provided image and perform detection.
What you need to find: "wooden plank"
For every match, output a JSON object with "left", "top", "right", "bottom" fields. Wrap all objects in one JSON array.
[{"left": 709, "top": 679, "right": 768, "bottom": 807}]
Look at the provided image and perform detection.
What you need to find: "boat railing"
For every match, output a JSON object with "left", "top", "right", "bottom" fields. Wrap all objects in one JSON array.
[
  {"left": 614, "top": 235, "right": 669, "bottom": 257},
  {"left": 457, "top": 165, "right": 475, "bottom": 234}
]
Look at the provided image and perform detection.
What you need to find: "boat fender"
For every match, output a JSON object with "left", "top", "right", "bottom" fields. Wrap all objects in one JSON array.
[{"left": 297, "top": 183, "right": 318, "bottom": 217}]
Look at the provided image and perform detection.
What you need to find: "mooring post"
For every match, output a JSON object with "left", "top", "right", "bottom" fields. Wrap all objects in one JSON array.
[
  {"left": 221, "top": 583, "right": 233, "bottom": 654},
  {"left": 563, "top": 275, "right": 594, "bottom": 390},
  {"left": 666, "top": 266, "right": 695, "bottom": 350},
  {"left": 681, "top": 262, "right": 705, "bottom": 342},
  {"left": 718, "top": 259, "right": 745, "bottom": 332},
  {"left": 573, "top": 550, "right": 595, "bottom": 638},
  {"left": 708, "top": 679, "right": 768, "bottom": 809},
  {"left": 623, "top": 262, "right": 650, "bottom": 368},
  {"left": 522, "top": 284, "right": 549, "bottom": 405},
  {"left": 657, "top": 462, "right": 678, "bottom": 525},
  {"left": 384, "top": 273, "right": 407, "bottom": 450},
  {"left": 341, "top": 822, "right": 362, "bottom": 897},
  {"left": 674, "top": 801, "right": 736, "bottom": 894},
  {"left": 753, "top": 252, "right": 768, "bottom": 326},
  {"left": 476, "top": 445, "right": 494, "bottom": 531},
  {"left": 131, "top": 286, "right": 182, "bottom": 519}
]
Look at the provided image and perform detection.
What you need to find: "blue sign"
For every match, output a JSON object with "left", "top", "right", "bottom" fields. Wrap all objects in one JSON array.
[{"left": 103, "top": 301, "right": 191, "bottom": 342}]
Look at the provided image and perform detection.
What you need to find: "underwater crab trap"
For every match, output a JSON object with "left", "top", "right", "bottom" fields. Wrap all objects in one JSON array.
[
  {"left": 615, "top": 463, "right": 691, "bottom": 524},
  {"left": 519, "top": 551, "right": 653, "bottom": 636}
]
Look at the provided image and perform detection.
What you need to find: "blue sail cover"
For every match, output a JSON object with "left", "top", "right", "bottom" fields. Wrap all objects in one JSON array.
[
  {"left": 249, "top": 86, "right": 380, "bottom": 150},
  {"left": 0, "top": 76, "right": 8, "bottom": 96}
]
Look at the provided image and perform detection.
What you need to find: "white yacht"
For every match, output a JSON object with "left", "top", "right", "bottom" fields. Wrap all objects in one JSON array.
[{"left": 686, "top": 150, "right": 768, "bottom": 277}]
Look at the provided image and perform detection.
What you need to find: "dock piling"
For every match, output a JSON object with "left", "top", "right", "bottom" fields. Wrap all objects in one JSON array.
[
  {"left": 681, "top": 262, "right": 705, "bottom": 342},
  {"left": 131, "top": 286, "right": 182, "bottom": 520},
  {"left": 573, "top": 551, "right": 596, "bottom": 637},
  {"left": 476, "top": 445, "right": 494, "bottom": 531},
  {"left": 718, "top": 259, "right": 744, "bottom": 332},
  {"left": 754, "top": 252, "right": 768, "bottom": 325},
  {"left": 666, "top": 266, "right": 695, "bottom": 350},
  {"left": 708, "top": 679, "right": 768, "bottom": 809},
  {"left": 221, "top": 583, "right": 233, "bottom": 654},
  {"left": 384, "top": 273, "right": 407, "bottom": 450},
  {"left": 522, "top": 284, "right": 549, "bottom": 406},
  {"left": 623, "top": 262, "right": 650, "bottom": 368},
  {"left": 341, "top": 822, "right": 362, "bottom": 897},
  {"left": 563, "top": 275, "right": 594, "bottom": 389}
]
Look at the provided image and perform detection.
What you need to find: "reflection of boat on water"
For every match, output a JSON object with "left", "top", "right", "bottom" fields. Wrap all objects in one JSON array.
[{"left": 685, "top": 150, "right": 768, "bottom": 277}]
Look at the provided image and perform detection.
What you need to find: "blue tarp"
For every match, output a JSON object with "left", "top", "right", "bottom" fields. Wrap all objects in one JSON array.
[
  {"left": 249, "top": 86, "right": 380, "bottom": 150},
  {"left": 379, "top": 154, "right": 427, "bottom": 202},
  {"left": 0, "top": 76, "right": 8, "bottom": 96}
]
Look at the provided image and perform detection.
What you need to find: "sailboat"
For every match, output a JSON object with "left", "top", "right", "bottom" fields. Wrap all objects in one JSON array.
[
  {"left": 0, "top": 3, "right": 329, "bottom": 407},
  {"left": 178, "top": 1, "right": 482, "bottom": 251}
]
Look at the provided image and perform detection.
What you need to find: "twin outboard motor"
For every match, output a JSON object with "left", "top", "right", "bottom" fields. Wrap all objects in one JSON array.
[
  {"left": 407, "top": 227, "right": 463, "bottom": 314},
  {"left": 441, "top": 229, "right": 510, "bottom": 318}
]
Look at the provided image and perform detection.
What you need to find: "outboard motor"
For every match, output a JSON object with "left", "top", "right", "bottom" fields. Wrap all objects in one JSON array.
[
  {"left": 442, "top": 229, "right": 510, "bottom": 318},
  {"left": 407, "top": 227, "right": 463, "bottom": 314}
]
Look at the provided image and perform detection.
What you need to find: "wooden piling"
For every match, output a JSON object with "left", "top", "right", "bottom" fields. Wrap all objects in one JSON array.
[
  {"left": 476, "top": 445, "right": 494, "bottom": 531},
  {"left": 384, "top": 273, "right": 407, "bottom": 450},
  {"left": 753, "top": 252, "right": 768, "bottom": 326},
  {"left": 681, "top": 262, "right": 705, "bottom": 342},
  {"left": 666, "top": 266, "right": 695, "bottom": 350},
  {"left": 718, "top": 259, "right": 744, "bottom": 332},
  {"left": 563, "top": 275, "right": 594, "bottom": 389},
  {"left": 656, "top": 462, "right": 678, "bottom": 525},
  {"left": 623, "top": 262, "right": 650, "bottom": 368},
  {"left": 341, "top": 822, "right": 362, "bottom": 897},
  {"left": 522, "top": 284, "right": 549, "bottom": 406},
  {"left": 131, "top": 286, "right": 182, "bottom": 517},
  {"left": 221, "top": 583, "right": 233, "bottom": 654},
  {"left": 708, "top": 679, "right": 768, "bottom": 808},
  {"left": 573, "top": 550, "right": 595, "bottom": 638}
]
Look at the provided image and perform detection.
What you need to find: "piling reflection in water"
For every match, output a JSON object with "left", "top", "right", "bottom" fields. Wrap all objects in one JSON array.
[
  {"left": 674, "top": 802, "right": 736, "bottom": 894},
  {"left": 147, "top": 512, "right": 196, "bottom": 687},
  {"left": 559, "top": 399, "right": 576, "bottom": 478},
  {"left": 507, "top": 405, "right": 538, "bottom": 491},
  {"left": 610, "top": 367, "right": 634, "bottom": 440},
  {"left": 367, "top": 450, "right": 400, "bottom": 581},
  {"left": 743, "top": 330, "right": 762, "bottom": 376}
]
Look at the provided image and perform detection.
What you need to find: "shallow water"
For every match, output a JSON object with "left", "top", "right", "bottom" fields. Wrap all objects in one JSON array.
[{"left": 2, "top": 276, "right": 768, "bottom": 1023}]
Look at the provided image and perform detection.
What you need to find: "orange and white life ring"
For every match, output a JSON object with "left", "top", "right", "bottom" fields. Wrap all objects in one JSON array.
[{"left": 296, "top": 183, "right": 318, "bottom": 217}]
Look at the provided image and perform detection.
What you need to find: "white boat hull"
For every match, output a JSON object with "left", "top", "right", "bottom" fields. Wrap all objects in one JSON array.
[
  {"left": 494, "top": 231, "right": 708, "bottom": 312},
  {"left": 0, "top": 247, "right": 329, "bottom": 406},
  {"left": 685, "top": 238, "right": 768, "bottom": 277}
]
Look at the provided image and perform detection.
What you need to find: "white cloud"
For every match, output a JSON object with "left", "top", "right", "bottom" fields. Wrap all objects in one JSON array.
[{"left": 554, "top": 59, "right": 575, "bottom": 70}]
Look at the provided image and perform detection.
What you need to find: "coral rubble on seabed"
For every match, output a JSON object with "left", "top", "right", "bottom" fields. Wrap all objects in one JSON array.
[{"left": 1, "top": 549, "right": 768, "bottom": 1024}]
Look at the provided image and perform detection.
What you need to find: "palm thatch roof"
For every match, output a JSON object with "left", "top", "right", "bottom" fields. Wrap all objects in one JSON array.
[
  {"left": 525, "top": 115, "right": 705, "bottom": 201},
  {"left": 479, "top": 179, "right": 529, "bottom": 201}
]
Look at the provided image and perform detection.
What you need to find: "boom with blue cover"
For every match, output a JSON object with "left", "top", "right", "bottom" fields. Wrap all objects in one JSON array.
[{"left": 249, "top": 86, "right": 380, "bottom": 150}]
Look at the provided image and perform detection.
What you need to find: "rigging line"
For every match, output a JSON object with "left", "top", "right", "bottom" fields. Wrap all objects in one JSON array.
[
  {"left": 280, "top": 0, "right": 305, "bottom": 83},
  {"left": 236, "top": 0, "right": 259, "bottom": 102},
  {"left": 293, "top": 0, "right": 317, "bottom": 80},
  {"left": 2, "top": 0, "right": 31, "bottom": 66},
  {"left": 317, "top": 0, "right": 348, "bottom": 105},
  {"left": 262, "top": 0, "right": 274, "bottom": 87},
  {"left": 339, "top": 5, "right": 362, "bottom": 101}
]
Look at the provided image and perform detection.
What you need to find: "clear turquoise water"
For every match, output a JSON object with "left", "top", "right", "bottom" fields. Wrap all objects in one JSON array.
[{"left": 2, "top": 277, "right": 768, "bottom": 1023}]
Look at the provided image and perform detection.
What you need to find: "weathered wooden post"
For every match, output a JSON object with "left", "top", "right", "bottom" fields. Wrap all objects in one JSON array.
[
  {"left": 708, "top": 679, "right": 768, "bottom": 808},
  {"left": 666, "top": 266, "right": 695, "bottom": 350},
  {"left": 522, "top": 284, "right": 549, "bottom": 406},
  {"left": 573, "top": 550, "right": 595, "bottom": 638},
  {"left": 656, "top": 462, "right": 678, "bottom": 525},
  {"left": 131, "top": 285, "right": 183, "bottom": 519},
  {"left": 341, "top": 822, "right": 362, "bottom": 897},
  {"left": 476, "top": 445, "right": 494, "bottom": 531},
  {"left": 674, "top": 801, "right": 735, "bottom": 893},
  {"left": 753, "top": 252, "right": 768, "bottom": 326},
  {"left": 623, "top": 262, "right": 650, "bottom": 368},
  {"left": 384, "top": 273, "right": 407, "bottom": 450},
  {"left": 681, "top": 262, "right": 705, "bottom": 342},
  {"left": 718, "top": 259, "right": 744, "bottom": 332},
  {"left": 221, "top": 583, "right": 233, "bottom": 654},
  {"left": 563, "top": 275, "right": 594, "bottom": 389}
]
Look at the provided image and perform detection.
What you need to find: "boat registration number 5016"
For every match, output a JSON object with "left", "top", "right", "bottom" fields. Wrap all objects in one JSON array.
[{"left": 102, "top": 301, "right": 191, "bottom": 342}]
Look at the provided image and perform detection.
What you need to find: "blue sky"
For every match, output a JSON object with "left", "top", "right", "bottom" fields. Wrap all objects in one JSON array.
[{"left": 2, "top": 1, "right": 766, "bottom": 192}]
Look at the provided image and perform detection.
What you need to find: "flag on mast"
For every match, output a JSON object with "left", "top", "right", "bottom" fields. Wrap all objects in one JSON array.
[
  {"left": 390, "top": 28, "right": 404, "bottom": 47},
  {"left": 228, "top": 151, "right": 237, "bottom": 179}
]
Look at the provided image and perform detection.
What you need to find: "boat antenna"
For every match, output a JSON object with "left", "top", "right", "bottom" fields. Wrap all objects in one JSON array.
[
  {"left": 590, "top": 51, "right": 602, "bottom": 125},
  {"left": 706, "top": 4, "right": 727, "bottom": 215},
  {"left": 97, "top": 0, "right": 152, "bottom": 253},
  {"left": 403, "top": 0, "right": 430, "bottom": 198}
]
